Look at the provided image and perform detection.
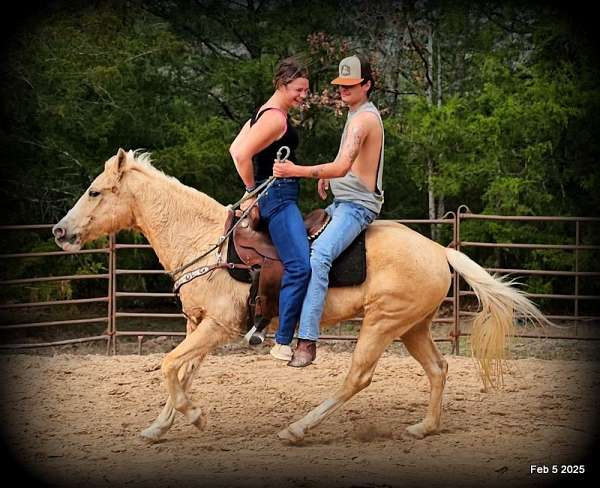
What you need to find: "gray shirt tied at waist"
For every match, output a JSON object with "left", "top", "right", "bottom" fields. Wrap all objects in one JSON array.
[{"left": 329, "top": 101, "right": 384, "bottom": 215}]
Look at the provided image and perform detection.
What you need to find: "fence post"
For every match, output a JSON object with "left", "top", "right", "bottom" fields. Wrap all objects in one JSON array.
[
  {"left": 574, "top": 221, "right": 580, "bottom": 336},
  {"left": 109, "top": 233, "right": 117, "bottom": 355},
  {"left": 452, "top": 211, "right": 460, "bottom": 355},
  {"left": 453, "top": 205, "right": 471, "bottom": 355}
]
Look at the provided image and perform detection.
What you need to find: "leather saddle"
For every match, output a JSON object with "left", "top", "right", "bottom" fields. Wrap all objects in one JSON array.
[{"left": 226, "top": 206, "right": 367, "bottom": 332}]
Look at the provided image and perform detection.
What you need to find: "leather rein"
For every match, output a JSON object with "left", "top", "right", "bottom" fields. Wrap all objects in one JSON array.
[{"left": 170, "top": 146, "right": 290, "bottom": 294}]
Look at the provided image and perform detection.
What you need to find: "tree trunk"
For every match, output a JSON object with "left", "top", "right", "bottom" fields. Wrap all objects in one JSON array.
[
  {"left": 436, "top": 194, "right": 445, "bottom": 241},
  {"left": 428, "top": 157, "right": 436, "bottom": 222},
  {"left": 435, "top": 32, "right": 444, "bottom": 241},
  {"left": 437, "top": 32, "right": 442, "bottom": 108},
  {"left": 427, "top": 26, "right": 437, "bottom": 240}
]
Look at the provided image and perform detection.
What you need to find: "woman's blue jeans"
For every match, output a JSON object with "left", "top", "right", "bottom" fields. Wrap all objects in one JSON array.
[
  {"left": 298, "top": 200, "right": 377, "bottom": 341},
  {"left": 258, "top": 178, "right": 311, "bottom": 345}
]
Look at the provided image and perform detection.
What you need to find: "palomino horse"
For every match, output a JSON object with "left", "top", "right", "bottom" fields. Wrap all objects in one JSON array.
[{"left": 53, "top": 149, "right": 547, "bottom": 443}]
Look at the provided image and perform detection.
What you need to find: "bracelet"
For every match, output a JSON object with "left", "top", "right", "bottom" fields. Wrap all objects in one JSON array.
[{"left": 245, "top": 184, "right": 257, "bottom": 193}]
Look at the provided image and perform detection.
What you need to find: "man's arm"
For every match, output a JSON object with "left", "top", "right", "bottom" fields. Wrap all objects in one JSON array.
[{"left": 273, "top": 118, "right": 368, "bottom": 179}]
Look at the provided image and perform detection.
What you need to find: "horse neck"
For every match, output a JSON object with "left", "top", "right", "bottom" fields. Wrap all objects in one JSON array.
[{"left": 125, "top": 169, "right": 228, "bottom": 272}]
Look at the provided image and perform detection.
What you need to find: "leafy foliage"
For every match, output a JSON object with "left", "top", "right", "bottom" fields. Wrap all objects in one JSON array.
[{"left": 0, "top": 0, "right": 598, "bottom": 313}]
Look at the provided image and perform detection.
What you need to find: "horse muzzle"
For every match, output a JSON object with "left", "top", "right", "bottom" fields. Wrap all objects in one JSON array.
[{"left": 52, "top": 221, "right": 82, "bottom": 251}]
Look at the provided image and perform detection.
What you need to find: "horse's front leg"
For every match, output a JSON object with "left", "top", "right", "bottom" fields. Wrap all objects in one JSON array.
[
  {"left": 140, "top": 319, "right": 202, "bottom": 442},
  {"left": 140, "top": 358, "right": 198, "bottom": 442},
  {"left": 160, "top": 316, "right": 234, "bottom": 430}
]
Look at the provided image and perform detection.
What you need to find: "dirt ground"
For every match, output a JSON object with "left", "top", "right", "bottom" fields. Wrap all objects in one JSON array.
[{"left": 0, "top": 341, "right": 598, "bottom": 488}]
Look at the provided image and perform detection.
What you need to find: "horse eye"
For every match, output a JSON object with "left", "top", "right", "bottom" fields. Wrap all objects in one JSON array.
[{"left": 88, "top": 190, "right": 101, "bottom": 197}]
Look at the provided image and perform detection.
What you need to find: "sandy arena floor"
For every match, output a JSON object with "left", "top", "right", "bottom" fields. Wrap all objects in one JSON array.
[{"left": 0, "top": 346, "right": 598, "bottom": 488}]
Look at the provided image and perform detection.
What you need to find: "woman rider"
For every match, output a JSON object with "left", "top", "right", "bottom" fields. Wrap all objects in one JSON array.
[{"left": 229, "top": 58, "right": 310, "bottom": 361}]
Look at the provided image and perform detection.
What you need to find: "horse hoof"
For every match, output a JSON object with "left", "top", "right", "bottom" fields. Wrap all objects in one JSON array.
[
  {"left": 244, "top": 326, "right": 267, "bottom": 346},
  {"left": 140, "top": 427, "right": 163, "bottom": 444},
  {"left": 277, "top": 426, "right": 303, "bottom": 444},
  {"left": 187, "top": 407, "right": 207, "bottom": 431},
  {"left": 405, "top": 423, "right": 427, "bottom": 439},
  {"left": 244, "top": 326, "right": 258, "bottom": 345},
  {"left": 249, "top": 333, "right": 265, "bottom": 346}
]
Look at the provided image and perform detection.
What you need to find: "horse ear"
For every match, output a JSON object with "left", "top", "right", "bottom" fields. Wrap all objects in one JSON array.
[
  {"left": 116, "top": 148, "right": 127, "bottom": 171},
  {"left": 105, "top": 148, "right": 128, "bottom": 181}
]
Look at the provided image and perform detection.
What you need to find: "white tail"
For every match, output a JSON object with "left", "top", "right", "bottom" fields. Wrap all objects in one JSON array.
[{"left": 445, "top": 248, "right": 550, "bottom": 388}]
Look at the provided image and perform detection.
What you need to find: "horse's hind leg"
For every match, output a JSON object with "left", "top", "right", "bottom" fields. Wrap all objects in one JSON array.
[
  {"left": 278, "top": 323, "right": 396, "bottom": 443},
  {"left": 401, "top": 312, "right": 448, "bottom": 439}
]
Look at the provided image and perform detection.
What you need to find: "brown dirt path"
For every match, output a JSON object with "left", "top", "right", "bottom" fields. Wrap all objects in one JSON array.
[{"left": 0, "top": 348, "right": 598, "bottom": 488}]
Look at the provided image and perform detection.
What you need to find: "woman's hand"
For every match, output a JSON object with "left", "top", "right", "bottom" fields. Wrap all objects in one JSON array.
[{"left": 273, "top": 159, "right": 299, "bottom": 178}]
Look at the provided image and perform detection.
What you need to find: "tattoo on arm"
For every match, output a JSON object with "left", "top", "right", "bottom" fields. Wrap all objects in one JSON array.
[
  {"left": 307, "top": 125, "right": 364, "bottom": 179},
  {"left": 342, "top": 125, "right": 364, "bottom": 165}
]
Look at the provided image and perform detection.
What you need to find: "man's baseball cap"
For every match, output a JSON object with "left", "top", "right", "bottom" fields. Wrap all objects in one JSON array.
[{"left": 331, "top": 55, "right": 364, "bottom": 85}]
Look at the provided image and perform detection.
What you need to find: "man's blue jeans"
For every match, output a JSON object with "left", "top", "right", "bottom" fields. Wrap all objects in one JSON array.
[
  {"left": 258, "top": 178, "right": 311, "bottom": 345},
  {"left": 298, "top": 200, "right": 377, "bottom": 341}
]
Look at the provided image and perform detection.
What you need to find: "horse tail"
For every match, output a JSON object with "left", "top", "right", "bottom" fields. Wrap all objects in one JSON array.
[{"left": 445, "top": 247, "right": 550, "bottom": 389}]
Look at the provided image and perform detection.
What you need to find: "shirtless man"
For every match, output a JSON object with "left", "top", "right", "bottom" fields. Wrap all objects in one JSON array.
[{"left": 273, "top": 54, "right": 385, "bottom": 367}]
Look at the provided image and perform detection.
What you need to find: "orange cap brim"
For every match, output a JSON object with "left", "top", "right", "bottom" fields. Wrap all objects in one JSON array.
[{"left": 331, "top": 77, "right": 363, "bottom": 85}]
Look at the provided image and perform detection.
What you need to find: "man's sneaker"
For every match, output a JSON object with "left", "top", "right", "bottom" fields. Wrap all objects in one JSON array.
[{"left": 270, "top": 343, "right": 293, "bottom": 361}]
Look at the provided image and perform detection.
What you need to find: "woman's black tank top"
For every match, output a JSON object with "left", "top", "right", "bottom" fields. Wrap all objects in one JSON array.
[{"left": 250, "top": 107, "right": 299, "bottom": 182}]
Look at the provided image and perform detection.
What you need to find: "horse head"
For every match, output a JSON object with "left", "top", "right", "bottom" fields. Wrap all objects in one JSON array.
[{"left": 53, "top": 148, "right": 135, "bottom": 251}]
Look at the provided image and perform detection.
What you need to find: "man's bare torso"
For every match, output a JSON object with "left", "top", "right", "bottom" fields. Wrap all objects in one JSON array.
[{"left": 347, "top": 111, "right": 383, "bottom": 191}]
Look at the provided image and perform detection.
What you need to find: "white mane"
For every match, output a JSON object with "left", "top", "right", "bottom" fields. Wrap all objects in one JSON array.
[
  {"left": 131, "top": 149, "right": 154, "bottom": 168},
  {"left": 125, "top": 149, "right": 227, "bottom": 222},
  {"left": 128, "top": 149, "right": 178, "bottom": 183}
]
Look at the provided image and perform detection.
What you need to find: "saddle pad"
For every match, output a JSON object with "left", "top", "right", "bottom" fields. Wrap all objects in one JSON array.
[
  {"left": 327, "top": 230, "right": 366, "bottom": 287},
  {"left": 226, "top": 229, "right": 367, "bottom": 287}
]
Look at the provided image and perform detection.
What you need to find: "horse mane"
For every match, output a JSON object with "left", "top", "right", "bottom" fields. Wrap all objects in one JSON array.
[
  {"left": 126, "top": 149, "right": 227, "bottom": 223},
  {"left": 130, "top": 150, "right": 155, "bottom": 169}
]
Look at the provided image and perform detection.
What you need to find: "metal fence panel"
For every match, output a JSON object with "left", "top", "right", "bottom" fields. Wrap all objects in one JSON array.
[{"left": 1, "top": 210, "right": 598, "bottom": 354}]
